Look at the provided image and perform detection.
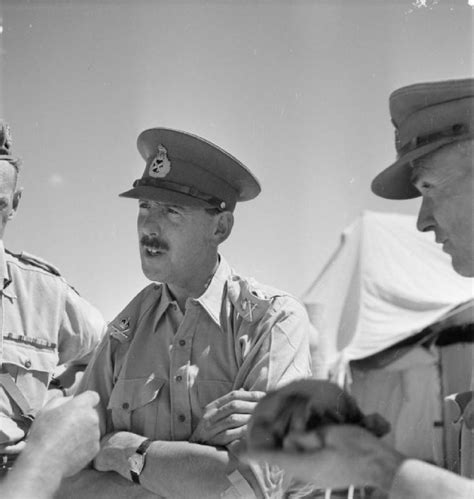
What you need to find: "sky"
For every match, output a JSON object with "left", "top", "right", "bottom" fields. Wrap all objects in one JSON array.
[{"left": 0, "top": 0, "right": 472, "bottom": 320}]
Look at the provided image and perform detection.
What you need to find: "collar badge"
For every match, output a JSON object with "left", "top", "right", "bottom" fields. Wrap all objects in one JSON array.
[
  {"left": 119, "top": 317, "right": 131, "bottom": 331},
  {"left": 149, "top": 144, "right": 171, "bottom": 178}
]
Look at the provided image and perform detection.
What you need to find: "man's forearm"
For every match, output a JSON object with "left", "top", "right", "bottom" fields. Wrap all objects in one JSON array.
[
  {"left": 389, "top": 459, "right": 474, "bottom": 499},
  {"left": 55, "top": 468, "right": 161, "bottom": 499},
  {"left": 111, "top": 439, "right": 259, "bottom": 499},
  {"left": 2, "top": 447, "right": 63, "bottom": 499}
]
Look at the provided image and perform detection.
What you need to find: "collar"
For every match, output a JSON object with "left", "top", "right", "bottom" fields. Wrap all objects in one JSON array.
[
  {"left": 193, "top": 255, "right": 232, "bottom": 328},
  {"left": 153, "top": 283, "right": 176, "bottom": 326}
]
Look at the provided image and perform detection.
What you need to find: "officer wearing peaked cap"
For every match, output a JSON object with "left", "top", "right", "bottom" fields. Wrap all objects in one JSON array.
[
  {"left": 243, "top": 79, "right": 474, "bottom": 499},
  {"left": 0, "top": 121, "right": 106, "bottom": 476},
  {"left": 370, "top": 79, "right": 474, "bottom": 497},
  {"left": 372, "top": 77, "right": 474, "bottom": 277},
  {"left": 69, "top": 128, "right": 312, "bottom": 498},
  {"left": 372, "top": 77, "right": 474, "bottom": 200},
  {"left": 120, "top": 127, "right": 261, "bottom": 211}
]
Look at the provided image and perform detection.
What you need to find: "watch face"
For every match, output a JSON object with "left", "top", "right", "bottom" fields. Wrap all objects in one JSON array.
[{"left": 128, "top": 454, "right": 145, "bottom": 475}]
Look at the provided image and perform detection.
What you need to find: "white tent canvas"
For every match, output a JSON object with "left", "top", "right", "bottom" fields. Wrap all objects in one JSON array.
[
  {"left": 303, "top": 210, "right": 474, "bottom": 376},
  {"left": 303, "top": 211, "right": 474, "bottom": 465}
]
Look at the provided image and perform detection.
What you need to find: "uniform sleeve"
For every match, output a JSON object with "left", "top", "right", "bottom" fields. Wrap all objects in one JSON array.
[
  {"left": 230, "top": 295, "right": 312, "bottom": 498},
  {"left": 389, "top": 459, "right": 474, "bottom": 499},
  {"left": 57, "top": 285, "right": 107, "bottom": 365},
  {"left": 75, "top": 332, "right": 117, "bottom": 437},
  {"left": 234, "top": 295, "right": 312, "bottom": 391}
]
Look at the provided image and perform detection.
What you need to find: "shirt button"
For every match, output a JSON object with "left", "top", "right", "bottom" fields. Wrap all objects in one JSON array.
[
  {"left": 176, "top": 375, "right": 182, "bottom": 382},
  {"left": 24, "top": 360, "right": 32, "bottom": 368},
  {"left": 122, "top": 402, "right": 129, "bottom": 410},
  {"left": 178, "top": 414, "right": 186, "bottom": 422},
  {"left": 179, "top": 340, "right": 186, "bottom": 347}
]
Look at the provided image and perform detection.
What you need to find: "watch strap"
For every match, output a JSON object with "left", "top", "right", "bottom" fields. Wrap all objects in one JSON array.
[
  {"left": 136, "top": 438, "right": 152, "bottom": 456},
  {"left": 130, "top": 439, "right": 152, "bottom": 484}
]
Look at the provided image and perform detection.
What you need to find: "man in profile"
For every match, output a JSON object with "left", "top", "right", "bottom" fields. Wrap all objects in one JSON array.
[
  {"left": 0, "top": 121, "right": 105, "bottom": 474},
  {"left": 245, "top": 78, "right": 474, "bottom": 498}
]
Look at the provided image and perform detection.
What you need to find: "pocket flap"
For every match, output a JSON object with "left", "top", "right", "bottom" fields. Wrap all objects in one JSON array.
[
  {"left": 2, "top": 339, "right": 58, "bottom": 373},
  {"left": 108, "top": 375, "right": 165, "bottom": 412}
]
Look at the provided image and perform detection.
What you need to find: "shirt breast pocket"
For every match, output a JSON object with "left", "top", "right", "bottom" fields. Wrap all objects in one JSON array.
[
  {"left": 107, "top": 376, "right": 166, "bottom": 437},
  {"left": 1, "top": 340, "right": 58, "bottom": 412}
]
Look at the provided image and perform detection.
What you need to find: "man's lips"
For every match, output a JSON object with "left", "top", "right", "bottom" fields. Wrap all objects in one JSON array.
[{"left": 142, "top": 244, "right": 165, "bottom": 256}]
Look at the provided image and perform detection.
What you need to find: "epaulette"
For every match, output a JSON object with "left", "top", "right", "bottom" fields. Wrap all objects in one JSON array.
[
  {"left": 6, "top": 249, "right": 62, "bottom": 276},
  {"left": 227, "top": 276, "right": 275, "bottom": 323},
  {"left": 108, "top": 317, "right": 134, "bottom": 343},
  {"left": 108, "top": 283, "right": 162, "bottom": 344}
]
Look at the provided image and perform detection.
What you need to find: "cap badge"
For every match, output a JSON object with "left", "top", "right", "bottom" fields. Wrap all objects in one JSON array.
[{"left": 149, "top": 144, "right": 171, "bottom": 178}]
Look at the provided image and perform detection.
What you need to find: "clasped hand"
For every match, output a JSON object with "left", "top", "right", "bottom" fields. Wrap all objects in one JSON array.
[{"left": 190, "top": 389, "right": 265, "bottom": 447}]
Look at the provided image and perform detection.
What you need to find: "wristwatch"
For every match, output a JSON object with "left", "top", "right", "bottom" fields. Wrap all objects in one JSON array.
[{"left": 128, "top": 439, "right": 152, "bottom": 484}]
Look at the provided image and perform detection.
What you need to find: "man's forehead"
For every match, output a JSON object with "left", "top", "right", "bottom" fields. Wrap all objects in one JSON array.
[{"left": 410, "top": 145, "right": 471, "bottom": 185}]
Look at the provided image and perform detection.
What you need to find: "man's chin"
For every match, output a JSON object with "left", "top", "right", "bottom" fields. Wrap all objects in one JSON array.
[
  {"left": 450, "top": 255, "right": 474, "bottom": 278},
  {"left": 141, "top": 262, "right": 166, "bottom": 283}
]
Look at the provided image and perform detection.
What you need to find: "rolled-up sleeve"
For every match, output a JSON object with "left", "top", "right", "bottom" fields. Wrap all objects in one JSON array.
[
  {"left": 231, "top": 295, "right": 312, "bottom": 497},
  {"left": 57, "top": 286, "right": 107, "bottom": 366},
  {"left": 235, "top": 295, "right": 312, "bottom": 391}
]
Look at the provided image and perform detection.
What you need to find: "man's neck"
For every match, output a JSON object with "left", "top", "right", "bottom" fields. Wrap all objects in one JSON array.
[{"left": 167, "top": 255, "right": 220, "bottom": 312}]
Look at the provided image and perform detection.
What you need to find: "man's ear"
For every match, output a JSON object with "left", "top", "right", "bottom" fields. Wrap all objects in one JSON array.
[
  {"left": 213, "top": 211, "right": 234, "bottom": 245},
  {"left": 9, "top": 188, "right": 23, "bottom": 220}
]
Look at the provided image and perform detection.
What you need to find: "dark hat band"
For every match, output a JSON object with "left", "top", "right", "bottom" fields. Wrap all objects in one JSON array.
[
  {"left": 132, "top": 177, "right": 228, "bottom": 210},
  {"left": 397, "top": 122, "right": 470, "bottom": 157}
]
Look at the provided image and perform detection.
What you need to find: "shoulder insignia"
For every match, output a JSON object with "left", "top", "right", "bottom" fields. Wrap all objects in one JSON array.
[
  {"left": 109, "top": 316, "right": 133, "bottom": 343},
  {"left": 227, "top": 276, "right": 273, "bottom": 322},
  {"left": 108, "top": 283, "right": 163, "bottom": 343},
  {"left": 6, "top": 249, "right": 62, "bottom": 276}
]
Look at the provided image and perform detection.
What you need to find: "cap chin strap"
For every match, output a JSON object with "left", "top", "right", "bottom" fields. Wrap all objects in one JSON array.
[{"left": 133, "top": 177, "right": 228, "bottom": 210}]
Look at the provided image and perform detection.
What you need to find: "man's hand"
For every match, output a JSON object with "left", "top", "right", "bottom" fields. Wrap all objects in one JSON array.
[
  {"left": 242, "top": 424, "right": 404, "bottom": 492},
  {"left": 93, "top": 431, "right": 148, "bottom": 480},
  {"left": 25, "top": 390, "right": 101, "bottom": 478},
  {"left": 190, "top": 390, "right": 265, "bottom": 447},
  {"left": 0, "top": 416, "right": 26, "bottom": 455}
]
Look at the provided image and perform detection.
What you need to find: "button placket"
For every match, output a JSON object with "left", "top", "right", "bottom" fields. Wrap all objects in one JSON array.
[{"left": 169, "top": 306, "right": 196, "bottom": 440}]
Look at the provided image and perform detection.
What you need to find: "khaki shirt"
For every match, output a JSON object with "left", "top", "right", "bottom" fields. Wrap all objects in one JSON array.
[
  {"left": 79, "top": 256, "right": 312, "bottom": 497},
  {"left": 0, "top": 244, "right": 106, "bottom": 424}
]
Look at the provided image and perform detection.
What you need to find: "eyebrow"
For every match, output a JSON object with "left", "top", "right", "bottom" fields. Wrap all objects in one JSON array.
[
  {"left": 139, "top": 199, "right": 186, "bottom": 210},
  {"left": 409, "top": 160, "right": 429, "bottom": 185}
]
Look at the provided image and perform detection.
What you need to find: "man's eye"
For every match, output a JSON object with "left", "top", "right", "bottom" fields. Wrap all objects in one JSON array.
[
  {"left": 139, "top": 202, "right": 150, "bottom": 209},
  {"left": 167, "top": 207, "right": 180, "bottom": 215},
  {"left": 420, "top": 182, "right": 432, "bottom": 190}
]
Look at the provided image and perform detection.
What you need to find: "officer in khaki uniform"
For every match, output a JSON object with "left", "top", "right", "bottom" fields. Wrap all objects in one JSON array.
[
  {"left": 0, "top": 122, "right": 106, "bottom": 474},
  {"left": 63, "top": 128, "right": 312, "bottom": 499}
]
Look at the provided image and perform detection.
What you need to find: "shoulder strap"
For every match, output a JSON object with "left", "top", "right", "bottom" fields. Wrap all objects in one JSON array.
[
  {"left": 0, "top": 373, "right": 36, "bottom": 420},
  {"left": 5, "top": 249, "right": 62, "bottom": 276}
]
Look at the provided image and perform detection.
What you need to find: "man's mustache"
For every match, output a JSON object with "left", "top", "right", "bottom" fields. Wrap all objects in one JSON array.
[{"left": 140, "top": 235, "right": 170, "bottom": 251}]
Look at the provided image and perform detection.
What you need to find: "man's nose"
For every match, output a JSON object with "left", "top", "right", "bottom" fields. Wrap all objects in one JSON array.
[
  {"left": 416, "top": 196, "right": 435, "bottom": 233},
  {"left": 140, "top": 209, "right": 163, "bottom": 235}
]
